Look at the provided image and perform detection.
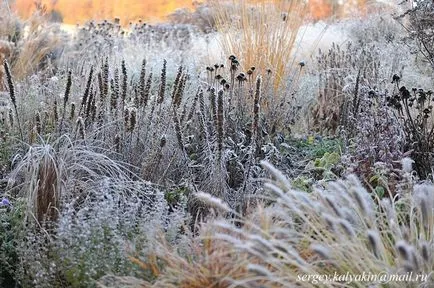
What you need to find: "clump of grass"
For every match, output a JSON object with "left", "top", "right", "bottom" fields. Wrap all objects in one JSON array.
[
  {"left": 211, "top": 0, "right": 307, "bottom": 89},
  {"left": 133, "top": 161, "right": 433, "bottom": 287}
]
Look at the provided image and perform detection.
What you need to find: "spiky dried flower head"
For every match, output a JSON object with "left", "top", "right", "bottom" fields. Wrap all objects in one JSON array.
[
  {"left": 63, "top": 70, "right": 72, "bottom": 108},
  {"left": 70, "top": 102, "right": 76, "bottom": 121},
  {"left": 157, "top": 59, "right": 167, "bottom": 104},
  {"left": 35, "top": 112, "right": 42, "bottom": 134},
  {"left": 160, "top": 134, "right": 167, "bottom": 148},
  {"left": 3, "top": 60, "right": 15, "bottom": 106},
  {"left": 129, "top": 107, "right": 136, "bottom": 132}
]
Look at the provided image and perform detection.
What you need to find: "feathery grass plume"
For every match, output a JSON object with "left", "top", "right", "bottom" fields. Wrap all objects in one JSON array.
[
  {"left": 216, "top": 89, "right": 224, "bottom": 160},
  {"left": 3, "top": 60, "right": 23, "bottom": 141},
  {"left": 310, "top": 244, "right": 332, "bottom": 260},
  {"left": 157, "top": 59, "right": 167, "bottom": 105},
  {"left": 69, "top": 102, "right": 76, "bottom": 121},
  {"left": 195, "top": 192, "right": 231, "bottom": 212},
  {"left": 59, "top": 70, "right": 72, "bottom": 134},
  {"left": 420, "top": 242, "right": 430, "bottom": 263},
  {"left": 367, "top": 230, "right": 382, "bottom": 259},
  {"left": 138, "top": 59, "right": 146, "bottom": 106},
  {"left": 79, "top": 66, "right": 93, "bottom": 116},
  {"left": 35, "top": 111, "right": 41, "bottom": 134},
  {"left": 121, "top": 59, "right": 128, "bottom": 105}
]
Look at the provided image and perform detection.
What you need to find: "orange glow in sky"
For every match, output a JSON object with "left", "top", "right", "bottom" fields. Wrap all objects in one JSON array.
[{"left": 12, "top": 0, "right": 368, "bottom": 25}]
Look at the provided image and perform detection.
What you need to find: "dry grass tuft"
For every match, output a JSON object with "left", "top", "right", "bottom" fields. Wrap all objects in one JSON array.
[{"left": 211, "top": 0, "right": 307, "bottom": 89}]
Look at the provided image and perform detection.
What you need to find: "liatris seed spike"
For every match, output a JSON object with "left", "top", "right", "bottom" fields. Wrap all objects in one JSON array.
[
  {"left": 172, "top": 66, "right": 183, "bottom": 102},
  {"left": 139, "top": 59, "right": 146, "bottom": 106},
  {"left": 129, "top": 108, "right": 136, "bottom": 132},
  {"left": 157, "top": 59, "right": 167, "bottom": 104},
  {"left": 121, "top": 60, "right": 128, "bottom": 103},
  {"left": 70, "top": 102, "right": 76, "bottom": 121},
  {"left": 80, "top": 66, "right": 93, "bottom": 113},
  {"left": 3, "top": 60, "right": 23, "bottom": 141},
  {"left": 3, "top": 60, "right": 15, "bottom": 106},
  {"left": 35, "top": 112, "right": 42, "bottom": 134},
  {"left": 142, "top": 72, "right": 152, "bottom": 108}
]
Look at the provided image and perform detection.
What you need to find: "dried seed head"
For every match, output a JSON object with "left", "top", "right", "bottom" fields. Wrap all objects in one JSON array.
[
  {"left": 338, "top": 220, "right": 355, "bottom": 238},
  {"left": 53, "top": 99, "right": 58, "bottom": 122},
  {"left": 114, "top": 134, "right": 121, "bottom": 152},
  {"left": 124, "top": 108, "right": 130, "bottom": 129},
  {"left": 121, "top": 60, "right": 128, "bottom": 102},
  {"left": 367, "top": 230, "right": 381, "bottom": 258},
  {"left": 157, "top": 59, "right": 167, "bottom": 104},
  {"left": 8, "top": 108, "right": 13, "bottom": 127},
  {"left": 63, "top": 70, "right": 72, "bottom": 108},
  {"left": 3, "top": 60, "right": 15, "bottom": 106},
  {"left": 160, "top": 134, "right": 167, "bottom": 148},
  {"left": 129, "top": 108, "right": 136, "bottom": 132},
  {"left": 325, "top": 196, "right": 342, "bottom": 217},
  {"left": 81, "top": 66, "right": 93, "bottom": 111},
  {"left": 35, "top": 112, "right": 42, "bottom": 134},
  {"left": 396, "top": 241, "right": 411, "bottom": 262},
  {"left": 420, "top": 242, "right": 430, "bottom": 262},
  {"left": 70, "top": 102, "right": 76, "bottom": 120}
]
